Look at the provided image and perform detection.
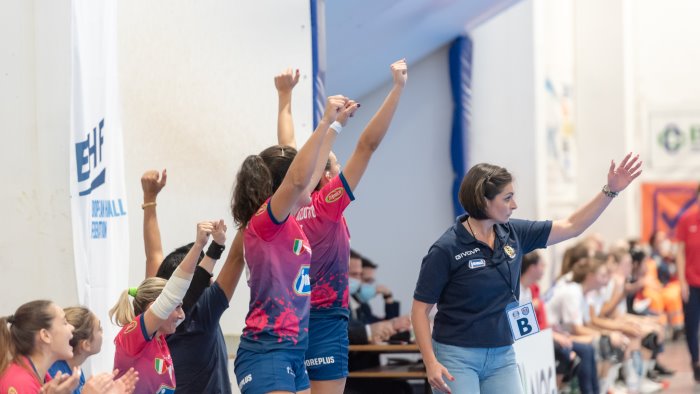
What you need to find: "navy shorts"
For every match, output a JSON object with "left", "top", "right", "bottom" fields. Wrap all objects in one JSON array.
[
  {"left": 305, "top": 315, "right": 349, "bottom": 381},
  {"left": 234, "top": 347, "right": 310, "bottom": 393}
]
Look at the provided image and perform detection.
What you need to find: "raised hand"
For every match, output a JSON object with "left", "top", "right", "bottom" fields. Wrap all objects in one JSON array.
[
  {"left": 196, "top": 221, "right": 214, "bottom": 247},
  {"left": 390, "top": 58, "right": 408, "bottom": 87},
  {"left": 607, "top": 152, "right": 642, "bottom": 193},
  {"left": 141, "top": 169, "right": 167, "bottom": 202},
  {"left": 322, "top": 95, "right": 349, "bottom": 124},
  {"left": 274, "top": 68, "right": 300, "bottom": 94},
  {"left": 212, "top": 219, "right": 228, "bottom": 246},
  {"left": 336, "top": 100, "right": 361, "bottom": 127}
]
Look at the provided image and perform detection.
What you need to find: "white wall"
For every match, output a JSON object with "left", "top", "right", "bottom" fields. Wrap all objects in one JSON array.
[
  {"left": 332, "top": 47, "right": 455, "bottom": 313},
  {"left": 0, "top": 0, "right": 74, "bottom": 312},
  {"left": 470, "top": 0, "right": 538, "bottom": 219},
  {"left": 0, "top": 0, "right": 312, "bottom": 343}
]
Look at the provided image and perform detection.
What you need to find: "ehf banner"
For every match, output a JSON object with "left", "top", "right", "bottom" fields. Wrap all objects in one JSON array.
[{"left": 69, "top": 0, "right": 128, "bottom": 374}]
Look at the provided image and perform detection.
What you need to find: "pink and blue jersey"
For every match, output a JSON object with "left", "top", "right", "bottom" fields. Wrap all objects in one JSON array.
[
  {"left": 295, "top": 173, "right": 354, "bottom": 317},
  {"left": 241, "top": 198, "right": 312, "bottom": 351},
  {"left": 114, "top": 314, "right": 175, "bottom": 394}
]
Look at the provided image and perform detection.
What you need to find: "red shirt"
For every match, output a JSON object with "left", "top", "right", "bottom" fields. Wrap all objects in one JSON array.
[
  {"left": 677, "top": 205, "right": 700, "bottom": 286},
  {"left": 530, "top": 284, "right": 549, "bottom": 329},
  {"left": 0, "top": 356, "right": 52, "bottom": 393}
]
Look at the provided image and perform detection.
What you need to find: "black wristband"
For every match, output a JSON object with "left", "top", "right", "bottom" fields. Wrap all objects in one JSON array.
[{"left": 205, "top": 241, "right": 225, "bottom": 260}]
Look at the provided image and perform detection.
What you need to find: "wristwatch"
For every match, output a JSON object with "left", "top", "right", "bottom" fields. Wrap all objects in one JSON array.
[{"left": 602, "top": 184, "right": 619, "bottom": 198}]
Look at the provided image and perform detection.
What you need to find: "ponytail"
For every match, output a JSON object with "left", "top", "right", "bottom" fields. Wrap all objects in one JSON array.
[
  {"left": 109, "top": 277, "right": 166, "bottom": 326},
  {"left": 232, "top": 155, "right": 273, "bottom": 229},
  {"left": 0, "top": 300, "right": 54, "bottom": 375},
  {"left": 0, "top": 316, "right": 13, "bottom": 376},
  {"left": 231, "top": 145, "right": 297, "bottom": 229}
]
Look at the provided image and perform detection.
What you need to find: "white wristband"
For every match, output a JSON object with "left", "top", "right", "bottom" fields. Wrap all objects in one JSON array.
[{"left": 329, "top": 121, "right": 343, "bottom": 134}]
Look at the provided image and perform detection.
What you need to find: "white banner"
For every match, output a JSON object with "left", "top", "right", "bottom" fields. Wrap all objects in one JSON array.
[
  {"left": 648, "top": 111, "right": 700, "bottom": 174},
  {"left": 514, "top": 328, "right": 557, "bottom": 394},
  {"left": 69, "top": 0, "right": 128, "bottom": 375}
]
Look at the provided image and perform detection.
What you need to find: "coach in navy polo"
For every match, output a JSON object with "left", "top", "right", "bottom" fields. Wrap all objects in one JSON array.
[{"left": 412, "top": 154, "right": 641, "bottom": 394}]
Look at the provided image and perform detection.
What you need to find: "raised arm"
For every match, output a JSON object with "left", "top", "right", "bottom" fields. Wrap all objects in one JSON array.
[
  {"left": 216, "top": 230, "right": 245, "bottom": 301},
  {"left": 547, "top": 153, "right": 642, "bottom": 246},
  {"left": 142, "top": 169, "right": 167, "bottom": 277},
  {"left": 143, "top": 221, "right": 212, "bottom": 334},
  {"left": 303, "top": 100, "right": 360, "bottom": 196},
  {"left": 269, "top": 95, "right": 348, "bottom": 221},
  {"left": 275, "top": 68, "right": 300, "bottom": 148},
  {"left": 342, "top": 59, "right": 407, "bottom": 192}
]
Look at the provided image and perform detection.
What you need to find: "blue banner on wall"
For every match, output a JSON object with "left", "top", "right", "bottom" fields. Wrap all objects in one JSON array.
[
  {"left": 310, "top": 0, "right": 326, "bottom": 128},
  {"left": 449, "top": 36, "right": 473, "bottom": 217}
]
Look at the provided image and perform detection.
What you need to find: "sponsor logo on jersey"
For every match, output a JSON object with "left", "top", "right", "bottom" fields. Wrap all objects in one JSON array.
[
  {"left": 238, "top": 374, "right": 252, "bottom": 390},
  {"left": 325, "top": 187, "right": 344, "bottom": 203},
  {"left": 455, "top": 247, "right": 480, "bottom": 260},
  {"left": 255, "top": 202, "right": 268, "bottom": 216},
  {"left": 156, "top": 386, "right": 175, "bottom": 394},
  {"left": 305, "top": 356, "right": 335, "bottom": 367},
  {"left": 124, "top": 320, "right": 137, "bottom": 334},
  {"left": 504, "top": 245, "right": 516, "bottom": 259},
  {"left": 468, "top": 259, "right": 486, "bottom": 269},
  {"left": 294, "top": 265, "right": 311, "bottom": 295}
]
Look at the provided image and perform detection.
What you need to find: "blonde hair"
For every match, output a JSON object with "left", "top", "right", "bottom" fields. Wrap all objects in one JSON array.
[
  {"left": 64, "top": 307, "right": 97, "bottom": 353},
  {"left": 109, "top": 277, "right": 166, "bottom": 326}
]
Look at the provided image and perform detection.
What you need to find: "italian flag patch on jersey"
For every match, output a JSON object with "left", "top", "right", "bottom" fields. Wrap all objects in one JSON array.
[
  {"left": 155, "top": 358, "right": 166, "bottom": 374},
  {"left": 293, "top": 239, "right": 303, "bottom": 255}
]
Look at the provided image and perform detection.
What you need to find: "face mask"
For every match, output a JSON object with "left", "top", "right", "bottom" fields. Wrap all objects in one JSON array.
[
  {"left": 348, "top": 278, "right": 361, "bottom": 295},
  {"left": 356, "top": 283, "right": 377, "bottom": 303}
]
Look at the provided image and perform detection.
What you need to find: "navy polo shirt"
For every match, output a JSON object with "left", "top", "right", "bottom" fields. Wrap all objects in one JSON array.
[
  {"left": 413, "top": 214, "right": 551, "bottom": 348},
  {"left": 167, "top": 282, "right": 231, "bottom": 393}
]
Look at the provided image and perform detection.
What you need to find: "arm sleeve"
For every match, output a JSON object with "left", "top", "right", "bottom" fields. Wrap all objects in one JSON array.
[
  {"left": 312, "top": 172, "right": 355, "bottom": 222},
  {"left": 249, "top": 199, "right": 289, "bottom": 242},
  {"left": 413, "top": 246, "right": 451, "bottom": 304},
  {"left": 114, "top": 314, "right": 153, "bottom": 357},
  {"left": 384, "top": 300, "right": 400, "bottom": 320},
  {"left": 182, "top": 266, "right": 213, "bottom": 314},
  {"left": 510, "top": 219, "right": 553, "bottom": 254}
]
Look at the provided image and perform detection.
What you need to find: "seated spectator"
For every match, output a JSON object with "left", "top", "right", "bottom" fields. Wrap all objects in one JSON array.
[
  {"left": 351, "top": 254, "right": 401, "bottom": 324},
  {"left": 646, "top": 231, "right": 684, "bottom": 332},
  {"left": 345, "top": 250, "right": 412, "bottom": 394},
  {"left": 522, "top": 251, "right": 598, "bottom": 394}
]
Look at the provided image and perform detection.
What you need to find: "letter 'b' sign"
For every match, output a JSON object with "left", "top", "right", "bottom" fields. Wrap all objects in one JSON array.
[{"left": 507, "top": 301, "right": 540, "bottom": 341}]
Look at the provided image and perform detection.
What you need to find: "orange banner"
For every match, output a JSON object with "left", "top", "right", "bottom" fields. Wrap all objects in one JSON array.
[{"left": 641, "top": 182, "right": 698, "bottom": 243}]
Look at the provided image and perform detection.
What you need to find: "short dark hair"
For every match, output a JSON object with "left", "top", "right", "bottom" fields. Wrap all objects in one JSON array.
[
  {"left": 521, "top": 251, "right": 541, "bottom": 276},
  {"left": 458, "top": 163, "right": 513, "bottom": 220},
  {"left": 350, "top": 249, "right": 362, "bottom": 260},
  {"left": 361, "top": 256, "right": 378, "bottom": 269},
  {"left": 156, "top": 242, "right": 205, "bottom": 280}
]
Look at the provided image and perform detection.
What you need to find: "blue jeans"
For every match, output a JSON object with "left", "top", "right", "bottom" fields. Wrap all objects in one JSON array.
[{"left": 432, "top": 340, "right": 523, "bottom": 394}]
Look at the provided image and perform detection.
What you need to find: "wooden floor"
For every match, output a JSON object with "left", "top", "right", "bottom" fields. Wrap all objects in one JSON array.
[{"left": 658, "top": 339, "right": 700, "bottom": 394}]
